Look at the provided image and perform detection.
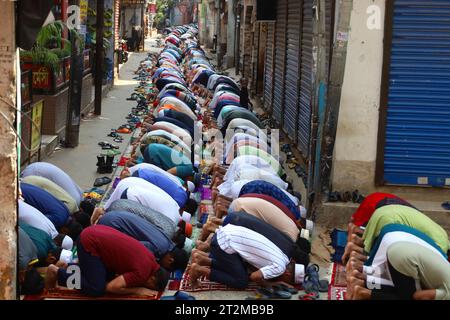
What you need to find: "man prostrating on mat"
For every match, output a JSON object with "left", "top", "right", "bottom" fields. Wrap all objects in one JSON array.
[{"left": 45, "top": 225, "right": 170, "bottom": 297}]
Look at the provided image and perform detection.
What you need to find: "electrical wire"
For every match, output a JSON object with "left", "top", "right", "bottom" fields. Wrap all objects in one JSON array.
[{"left": 0, "top": 96, "right": 42, "bottom": 153}]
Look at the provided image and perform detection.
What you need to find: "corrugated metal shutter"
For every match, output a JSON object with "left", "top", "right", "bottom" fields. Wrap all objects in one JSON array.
[
  {"left": 297, "top": 0, "right": 313, "bottom": 156},
  {"left": 272, "top": 0, "right": 287, "bottom": 125},
  {"left": 263, "top": 22, "right": 275, "bottom": 111},
  {"left": 283, "top": 0, "right": 302, "bottom": 141},
  {"left": 384, "top": 0, "right": 450, "bottom": 187}
]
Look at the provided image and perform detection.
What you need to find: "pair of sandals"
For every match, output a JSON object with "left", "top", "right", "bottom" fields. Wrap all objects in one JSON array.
[
  {"left": 328, "top": 190, "right": 365, "bottom": 203},
  {"left": 98, "top": 141, "right": 119, "bottom": 150},
  {"left": 93, "top": 176, "right": 112, "bottom": 187},
  {"left": 247, "top": 284, "right": 298, "bottom": 300},
  {"left": 303, "top": 264, "right": 329, "bottom": 296}
]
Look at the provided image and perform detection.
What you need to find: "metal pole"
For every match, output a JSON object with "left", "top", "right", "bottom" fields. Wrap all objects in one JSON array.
[{"left": 94, "top": 0, "right": 105, "bottom": 115}]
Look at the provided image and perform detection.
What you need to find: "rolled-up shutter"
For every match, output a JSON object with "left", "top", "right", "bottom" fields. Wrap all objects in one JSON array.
[
  {"left": 114, "top": 0, "right": 120, "bottom": 50},
  {"left": 272, "top": 0, "right": 287, "bottom": 125},
  {"left": 383, "top": 0, "right": 450, "bottom": 187},
  {"left": 297, "top": 0, "right": 313, "bottom": 156},
  {"left": 283, "top": 0, "right": 302, "bottom": 141},
  {"left": 263, "top": 22, "right": 275, "bottom": 111}
]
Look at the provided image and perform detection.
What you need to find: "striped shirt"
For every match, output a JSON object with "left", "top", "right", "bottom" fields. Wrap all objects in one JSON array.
[{"left": 216, "top": 224, "right": 289, "bottom": 280}]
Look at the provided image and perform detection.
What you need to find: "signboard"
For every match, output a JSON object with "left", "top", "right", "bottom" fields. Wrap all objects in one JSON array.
[
  {"left": 31, "top": 100, "right": 43, "bottom": 152},
  {"left": 79, "top": 0, "right": 88, "bottom": 38}
]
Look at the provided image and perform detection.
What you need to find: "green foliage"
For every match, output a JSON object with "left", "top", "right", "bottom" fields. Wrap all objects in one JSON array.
[
  {"left": 154, "top": 0, "right": 177, "bottom": 28},
  {"left": 20, "top": 47, "right": 61, "bottom": 71}
]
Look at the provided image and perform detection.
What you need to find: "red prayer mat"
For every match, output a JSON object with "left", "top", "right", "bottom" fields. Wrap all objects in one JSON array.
[
  {"left": 328, "top": 263, "right": 347, "bottom": 300},
  {"left": 178, "top": 265, "right": 261, "bottom": 292},
  {"left": 23, "top": 287, "right": 162, "bottom": 300}
]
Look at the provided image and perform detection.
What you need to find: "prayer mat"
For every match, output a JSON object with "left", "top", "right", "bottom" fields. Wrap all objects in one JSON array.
[
  {"left": 328, "top": 263, "right": 347, "bottom": 300},
  {"left": 23, "top": 288, "right": 162, "bottom": 300},
  {"left": 200, "top": 187, "right": 212, "bottom": 200},
  {"left": 179, "top": 265, "right": 261, "bottom": 292}
]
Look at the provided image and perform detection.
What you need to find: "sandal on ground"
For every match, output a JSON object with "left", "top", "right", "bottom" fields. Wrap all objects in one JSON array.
[
  {"left": 93, "top": 176, "right": 112, "bottom": 187},
  {"left": 327, "top": 191, "right": 341, "bottom": 202},
  {"left": 442, "top": 201, "right": 450, "bottom": 210},
  {"left": 272, "top": 284, "right": 299, "bottom": 295},
  {"left": 256, "top": 287, "right": 292, "bottom": 300},
  {"left": 299, "top": 292, "right": 320, "bottom": 300}
]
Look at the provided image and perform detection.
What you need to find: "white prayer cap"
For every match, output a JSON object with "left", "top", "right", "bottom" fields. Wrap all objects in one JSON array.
[
  {"left": 181, "top": 211, "right": 191, "bottom": 223},
  {"left": 294, "top": 264, "right": 305, "bottom": 284},
  {"left": 187, "top": 181, "right": 195, "bottom": 192},
  {"left": 59, "top": 249, "right": 73, "bottom": 264},
  {"left": 183, "top": 238, "right": 193, "bottom": 254},
  {"left": 61, "top": 236, "right": 73, "bottom": 251}
]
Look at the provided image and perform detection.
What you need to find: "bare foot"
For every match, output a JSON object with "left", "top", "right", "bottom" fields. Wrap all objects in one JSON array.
[
  {"left": 349, "top": 275, "right": 365, "bottom": 288},
  {"left": 350, "top": 251, "right": 367, "bottom": 262},
  {"left": 353, "top": 285, "right": 371, "bottom": 300},
  {"left": 45, "top": 264, "right": 59, "bottom": 289},
  {"left": 55, "top": 260, "right": 68, "bottom": 269},
  {"left": 189, "top": 263, "right": 202, "bottom": 289},
  {"left": 195, "top": 240, "right": 210, "bottom": 252}
]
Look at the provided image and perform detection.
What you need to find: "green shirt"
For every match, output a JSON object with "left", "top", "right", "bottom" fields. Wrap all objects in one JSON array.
[
  {"left": 237, "top": 145, "right": 284, "bottom": 176},
  {"left": 388, "top": 242, "right": 450, "bottom": 300},
  {"left": 363, "top": 205, "right": 449, "bottom": 254},
  {"left": 20, "top": 223, "right": 56, "bottom": 259},
  {"left": 22, "top": 175, "right": 79, "bottom": 214}
]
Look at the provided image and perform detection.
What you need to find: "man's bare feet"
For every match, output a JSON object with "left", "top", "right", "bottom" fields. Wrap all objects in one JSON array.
[
  {"left": 353, "top": 285, "right": 371, "bottom": 300},
  {"left": 55, "top": 260, "right": 68, "bottom": 269},
  {"left": 348, "top": 274, "right": 365, "bottom": 288},
  {"left": 90, "top": 207, "right": 105, "bottom": 225},
  {"left": 45, "top": 264, "right": 59, "bottom": 289},
  {"left": 191, "top": 250, "right": 211, "bottom": 266},
  {"left": 189, "top": 263, "right": 203, "bottom": 289},
  {"left": 350, "top": 251, "right": 368, "bottom": 262}
]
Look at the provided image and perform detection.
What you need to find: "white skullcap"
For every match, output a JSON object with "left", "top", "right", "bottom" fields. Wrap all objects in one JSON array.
[
  {"left": 59, "top": 249, "right": 73, "bottom": 264},
  {"left": 61, "top": 236, "right": 73, "bottom": 251},
  {"left": 181, "top": 211, "right": 191, "bottom": 223},
  {"left": 294, "top": 264, "right": 305, "bottom": 284},
  {"left": 187, "top": 181, "right": 195, "bottom": 192},
  {"left": 158, "top": 110, "right": 165, "bottom": 117},
  {"left": 183, "top": 238, "right": 193, "bottom": 254}
]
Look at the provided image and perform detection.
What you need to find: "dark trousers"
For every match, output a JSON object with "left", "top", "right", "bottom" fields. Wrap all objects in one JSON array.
[
  {"left": 57, "top": 241, "right": 112, "bottom": 296},
  {"left": 371, "top": 260, "right": 417, "bottom": 300},
  {"left": 209, "top": 234, "right": 249, "bottom": 289}
]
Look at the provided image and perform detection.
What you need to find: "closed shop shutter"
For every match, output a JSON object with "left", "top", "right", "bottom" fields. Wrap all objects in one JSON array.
[
  {"left": 272, "top": 0, "right": 287, "bottom": 125},
  {"left": 297, "top": 0, "right": 313, "bottom": 156},
  {"left": 383, "top": 0, "right": 450, "bottom": 187},
  {"left": 283, "top": 0, "right": 302, "bottom": 141},
  {"left": 263, "top": 22, "right": 275, "bottom": 111}
]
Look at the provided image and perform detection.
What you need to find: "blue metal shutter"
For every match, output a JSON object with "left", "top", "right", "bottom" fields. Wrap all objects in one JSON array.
[
  {"left": 273, "top": 0, "right": 287, "bottom": 125},
  {"left": 297, "top": 0, "right": 313, "bottom": 156},
  {"left": 283, "top": 0, "right": 302, "bottom": 141},
  {"left": 384, "top": 0, "right": 450, "bottom": 187},
  {"left": 263, "top": 22, "right": 275, "bottom": 111}
]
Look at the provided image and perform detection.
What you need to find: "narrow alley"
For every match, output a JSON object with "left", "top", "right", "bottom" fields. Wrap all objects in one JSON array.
[{"left": 0, "top": 0, "right": 448, "bottom": 306}]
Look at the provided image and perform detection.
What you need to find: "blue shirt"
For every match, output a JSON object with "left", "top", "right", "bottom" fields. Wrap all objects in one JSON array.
[
  {"left": 133, "top": 168, "right": 188, "bottom": 207},
  {"left": 21, "top": 183, "right": 70, "bottom": 229},
  {"left": 98, "top": 211, "right": 175, "bottom": 259},
  {"left": 238, "top": 180, "right": 301, "bottom": 219}
]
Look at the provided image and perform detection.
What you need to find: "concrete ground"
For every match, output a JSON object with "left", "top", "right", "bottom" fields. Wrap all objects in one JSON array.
[{"left": 45, "top": 40, "right": 158, "bottom": 191}]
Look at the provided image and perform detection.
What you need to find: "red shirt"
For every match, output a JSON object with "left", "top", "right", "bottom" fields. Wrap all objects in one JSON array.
[
  {"left": 80, "top": 225, "right": 160, "bottom": 287},
  {"left": 240, "top": 193, "right": 297, "bottom": 223},
  {"left": 351, "top": 192, "right": 404, "bottom": 227}
]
